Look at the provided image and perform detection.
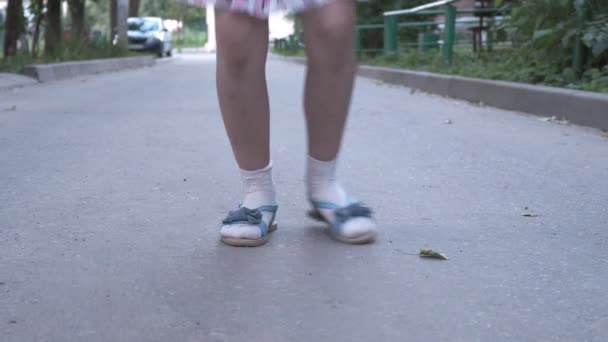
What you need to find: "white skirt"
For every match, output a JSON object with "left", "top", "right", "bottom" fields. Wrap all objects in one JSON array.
[{"left": 207, "top": 0, "right": 334, "bottom": 18}]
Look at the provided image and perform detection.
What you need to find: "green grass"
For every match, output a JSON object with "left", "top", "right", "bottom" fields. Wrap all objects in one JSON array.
[
  {"left": 0, "top": 41, "right": 142, "bottom": 73},
  {"left": 271, "top": 47, "right": 305, "bottom": 57},
  {"left": 363, "top": 48, "right": 608, "bottom": 93},
  {"left": 175, "top": 29, "right": 207, "bottom": 49}
]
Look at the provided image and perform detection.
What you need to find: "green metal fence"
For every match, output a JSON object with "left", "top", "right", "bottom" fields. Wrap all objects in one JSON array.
[
  {"left": 275, "top": 0, "right": 594, "bottom": 70},
  {"left": 374, "top": 0, "right": 509, "bottom": 65}
]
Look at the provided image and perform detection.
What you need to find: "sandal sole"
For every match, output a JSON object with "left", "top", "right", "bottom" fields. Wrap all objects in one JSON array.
[
  {"left": 221, "top": 223, "right": 278, "bottom": 247},
  {"left": 307, "top": 210, "right": 377, "bottom": 245}
]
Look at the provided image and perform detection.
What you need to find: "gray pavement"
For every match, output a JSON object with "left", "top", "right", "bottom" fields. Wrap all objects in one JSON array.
[
  {"left": 1, "top": 53, "right": 607, "bottom": 342},
  {"left": 0, "top": 72, "right": 38, "bottom": 90}
]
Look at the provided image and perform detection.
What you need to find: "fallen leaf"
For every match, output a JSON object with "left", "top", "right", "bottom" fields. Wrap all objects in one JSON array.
[
  {"left": 419, "top": 249, "right": 448, "bottom": 260},
  {"left": 444, "top": 119, "right": 453, "bottom": 124},
  {"left": 538, "top": 116, "right": 556, "bottom": 122},
  {"left": 4, "top": 105, "right": 16, "bottom": 111},
  {"left": 373, "top": 80, "right": 384, "bottom": 86},
  {"left": 522, "top": 213, "right": 540, "bottom": 217}
]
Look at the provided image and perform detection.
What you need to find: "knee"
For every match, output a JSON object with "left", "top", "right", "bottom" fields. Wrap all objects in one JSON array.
[
  {"left": 216, "top": 15, "right": 267, "bottom": 78},
  {"left": 305, "top": 19, "right": 356, "bottom": 69},
  {"left": 218, "top": 46, "right": 251, "bottom": 78}
]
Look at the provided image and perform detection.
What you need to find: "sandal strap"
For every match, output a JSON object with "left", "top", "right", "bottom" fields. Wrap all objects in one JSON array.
[
  {"left": 310, "top": 201, "right": 341, "bottom": 210},
  {"left": 222, "top": 205, "right": 278, "bottom": 236},
  {"left": 310, "top": 201, "right": 372, "bottom": 233}
]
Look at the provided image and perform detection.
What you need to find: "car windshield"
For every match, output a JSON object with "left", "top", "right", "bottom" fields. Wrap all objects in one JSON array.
[{"left": 128, "top": 19, "right": 160, "bottom": 32}]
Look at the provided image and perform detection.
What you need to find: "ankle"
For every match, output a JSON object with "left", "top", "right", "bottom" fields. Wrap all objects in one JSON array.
[
  {"left": 306, "top": 155, "right": 348, "bottom": 206},
  {"left": 240, "top": 162, "right": 276, "bottom": 208}
]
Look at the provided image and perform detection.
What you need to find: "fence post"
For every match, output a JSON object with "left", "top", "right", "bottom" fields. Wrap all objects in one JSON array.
[
  {"left": 487, "top": 17, "right": 494, "bottom": 52},
  {"left": 384, "top": 15, "right": 398, "bottom": 55},
  {"left": 355, "top": 27, "right": 362, "bottom": 56},
  {"left": 289, "top": 34, "right": 296, "bottom": 52},
  {"left": 443, "top": 4, "right": 456, "bottom": 65},
  {"left": 573, "top": 0, "right": 591, "bottom": 78}
]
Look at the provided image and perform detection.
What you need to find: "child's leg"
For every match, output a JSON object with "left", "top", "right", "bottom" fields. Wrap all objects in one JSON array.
[
  {"left": 301, "top": 1, "right": 356, "bottom": 161},
  {"left": 301, "top": 1, "right": 377, "bottom": 243},
  {"left": 216, "top": 10, "right": 270, "bottom": 171},
  {"left": 216, "top": 11, "right": 277, "bottom": 245}
]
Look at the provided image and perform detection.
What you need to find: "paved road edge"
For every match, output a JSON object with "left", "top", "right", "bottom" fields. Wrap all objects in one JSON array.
[
  {"left": 21, "top": 56, "right": 156, "bottom": 83},
  {"left": 271, "top": 55, "right": 608, "bottom": 131},
  {"left": 0, "top": 73, "right": 39, "bottom": 91}
]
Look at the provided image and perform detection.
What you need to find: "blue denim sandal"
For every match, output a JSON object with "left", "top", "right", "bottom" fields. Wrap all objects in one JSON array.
[
  {"left": 308, "top": 201, "right": 377, "bottom": 244},
  {"left": 221, "top": 205, "right": 278, "bottom": 247}
]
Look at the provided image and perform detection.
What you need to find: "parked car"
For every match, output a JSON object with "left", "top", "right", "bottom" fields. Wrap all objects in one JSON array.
[{"left": 127, "top": 17, "right": 172, "bottom": 57}]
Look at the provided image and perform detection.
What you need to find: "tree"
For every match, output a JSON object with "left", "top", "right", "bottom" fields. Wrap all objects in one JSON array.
[
  {"left": 115, "top": 0, "right": 129, "bottom": 47},
  {"left": 130, "top": 0, "right": 142, "bottom": 17},
  {"left": 141, "top": 0, "right": 177, "bottom": 18},
  {"left": 3, "top": 0, "right": 25, "bottom": 57},
  {"left": 86, "top": 0, "right": 110, "bottom": 29},
  {"left": 45, "top": 0, "right": 62, "bottom": 55},
  {"left": 30, "top": 0, "right": 44, "bottom": 56},
  {"left": 111, "top": 0, "right": 117, "bottom": 38},
  {"left": 68, "top": 0, "right": 87, "bottom": 43}
]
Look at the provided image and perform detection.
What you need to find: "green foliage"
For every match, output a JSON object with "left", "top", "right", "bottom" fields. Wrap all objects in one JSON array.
[
  {"left": 177, "top": 28, "right": 207, "bottom": 48},
  {"left": 496, "top": 0, "right": 607, "bottom": 75},
  {"left": 364, "top": 48, "right": 608, "bottom": 93},
  {"left": 140, "top": 0, "right": 206, "bottom": 31},
  {"left": 582, "top": 11, "right": 608, "bottom": 57},
  {"left": 141, "top": 0, "right": 177, "bottom": 17},
  {"left": 86, "top": 0, "right": 111, "bottom": 33}
]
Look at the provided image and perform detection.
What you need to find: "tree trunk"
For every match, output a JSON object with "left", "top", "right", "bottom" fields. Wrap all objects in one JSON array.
[
  {"left": 3, "top": 0, "right": 23, "bottom": 57},
  {"left": 45, "top": 0, "right": 62, "bottom": 55},
  {"left": 116, "top": 0, "right": 129, "bottom": 48},
  {"left": 111, "top": 0, "right": 117, "bottom": 40},
  {"left": 129, "top": 0, "right": 141, "bottom": 17},
  {"left": 31, "top": 0, "right": 44, "bottom": 56},
  {"left": 68, "top": 0, "right": 86, "bottom": 43}
]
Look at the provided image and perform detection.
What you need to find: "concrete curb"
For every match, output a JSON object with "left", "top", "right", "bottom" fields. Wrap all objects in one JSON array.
[
  {"left": 271, "top": 55, "right": 608, "bottom": 131},
  {"left": 21, "top": 56, "right": 156, "bottom": 83}
]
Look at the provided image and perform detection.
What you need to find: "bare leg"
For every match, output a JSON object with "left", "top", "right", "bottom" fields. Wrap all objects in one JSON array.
[
  {"left": 215, "top": 10, "right": 270, "bottom": 171},
  {"left": 302, "top": 0, "right": 377, "bottom": 243},
  {"left": 301, "top": 0, "right": 357, "bottom": 161},
  {"left": 216, "top": 11, "right": 277, "bottom": 246},
  {"left": 301, "top": 2, "right": 376, "bottom": 244}
]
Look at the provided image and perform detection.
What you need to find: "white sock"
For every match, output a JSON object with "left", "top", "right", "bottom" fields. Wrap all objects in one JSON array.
[
  {"left": 306, "top": 156, "right": 349, "bottom": 209},
  {"left": 221, "top": 162, "right": 277, "bottom": 240},
  {"left": 306, "top": 156, "right": 376, "bottom": 238}
]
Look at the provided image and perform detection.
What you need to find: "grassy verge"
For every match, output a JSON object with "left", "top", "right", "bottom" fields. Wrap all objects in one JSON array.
[
  {"left": 273, "top": 47, "right": 608, "bottom": 93},
  {"left": 364, "top": 48, "right": 608, "bottom": 93},
  {"left": 271, "top": 47, "right": 305, "bottom": 57},
  {"left": 176, "top": 30, "right": 207, "bottom": 50},
  {"left": 0, "top": 42, "right": 143, "bottom": 73}
]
